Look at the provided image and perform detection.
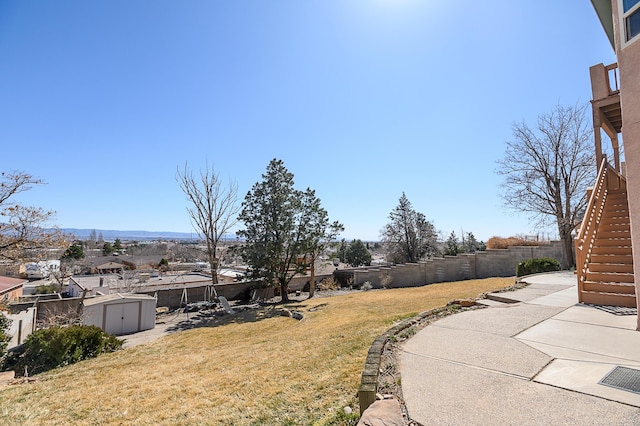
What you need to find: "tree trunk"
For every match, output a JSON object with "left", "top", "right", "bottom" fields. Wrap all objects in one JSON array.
[
  {"left": 280, "top": 282, "right": 289, "bottom": 302},
  {"left": 208, "top": 256, "right": 219, "bottom": 298},
  {"left": 558, "top": 223, "right": 575, "bottom": 268},
  {"left": 209, "top": 256, "right": 219, "bottom": 284},
  {"left": 308, "top": 256, "right": 316, "bottom": 298}
]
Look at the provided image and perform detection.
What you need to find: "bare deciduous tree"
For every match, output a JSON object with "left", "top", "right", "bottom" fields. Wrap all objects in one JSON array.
[
  {"left": 0, "top": 171, "right": 68, "bottom": 261},
  {"left": 497, "top": 103, "right": 595, "bottom": 267},
  {"left": 177, "top": 163, "right": 240, "bottom": 291}
]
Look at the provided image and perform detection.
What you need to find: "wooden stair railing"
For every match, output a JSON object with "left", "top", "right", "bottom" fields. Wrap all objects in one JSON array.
[
  {"left": 576, "top": 158, "right": 612, "bottom": 302},
  {"left": 575, "top": 158, "right": 634, "bottom": 307}
]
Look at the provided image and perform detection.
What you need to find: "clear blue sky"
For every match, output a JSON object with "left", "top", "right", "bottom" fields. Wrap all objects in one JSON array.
[{"left": 0, "top": 1, "right": 615, "bottom": 242}]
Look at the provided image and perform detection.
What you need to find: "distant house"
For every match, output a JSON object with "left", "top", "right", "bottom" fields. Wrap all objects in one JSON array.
[
  {"left": 67, "top": 275, "right": 115, "bottom": 297},
  {"left": 219, "top": 268, "right": 244, "bottom": 282},
  {"left": 94, "top": 261, "right": 126, "bottom": 275},
  {"left": 0, "top": 276, "right": 27, "bottom": 302},
  {"left": 77, "top": 256, "right": 129, "bottom": 275},
  {"left": 25, "top": 260, "right": 60, "bottom": 280}
]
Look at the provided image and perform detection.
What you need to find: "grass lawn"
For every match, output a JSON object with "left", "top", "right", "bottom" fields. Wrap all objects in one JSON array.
[{"left": 0, "top": 277, "right": 513, "bottom": 425}]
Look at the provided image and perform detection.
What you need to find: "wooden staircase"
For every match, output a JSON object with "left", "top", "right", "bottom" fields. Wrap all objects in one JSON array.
[{"left": 576, "top": 161, "right": 636, "bottom": 307}]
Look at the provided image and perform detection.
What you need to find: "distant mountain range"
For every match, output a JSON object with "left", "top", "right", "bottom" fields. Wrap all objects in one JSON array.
[{"left": 60, "top": 228, "right": 213, "bottom": 241}]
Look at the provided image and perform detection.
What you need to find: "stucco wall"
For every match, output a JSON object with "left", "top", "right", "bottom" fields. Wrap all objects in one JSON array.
[
  {"left": 1, "top": 286, "right": 23, "bottom": 302},
  {"left": 6, "top": 307, "right": 36, "bottom": 349},
  {"left": 341, "top": 241, "right": 565, "bottom": 289},
  {"left": 138, "top": 282, "right": 255, "bottom": 309},
  {"left": 136, "top": 273, "right": 333, "bottom": 308},
  {"left": 611, "top": 0, "right": 640, "bottom": 309}
]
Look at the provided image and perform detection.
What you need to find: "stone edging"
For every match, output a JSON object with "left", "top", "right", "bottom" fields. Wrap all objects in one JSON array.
[
  {"left": 357, "top": 281, "right": 527, "bottom": 418},
  {"left": 357, "top": 303, "right": 465, "bottom": 415}
]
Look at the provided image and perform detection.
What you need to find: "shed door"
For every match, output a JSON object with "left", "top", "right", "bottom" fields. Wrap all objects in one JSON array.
[{"left": 104, "top": 302, "right": 140, "bottom": 335}]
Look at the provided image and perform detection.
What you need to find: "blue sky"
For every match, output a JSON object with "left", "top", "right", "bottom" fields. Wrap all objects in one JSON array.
[{"left": 0, "top": 1, "right": 615, "bottom": 242}]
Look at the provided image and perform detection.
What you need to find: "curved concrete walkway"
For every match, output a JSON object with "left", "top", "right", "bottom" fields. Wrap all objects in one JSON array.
[{"left": 400, "top": 272, "right": 640, "bottom": 425}]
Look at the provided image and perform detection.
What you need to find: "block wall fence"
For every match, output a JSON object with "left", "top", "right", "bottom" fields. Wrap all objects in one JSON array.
[
  {"left": 8, "top": 243, "right": 565, "bottom": 320},
  {"left": 335, "top": 241, "right": 567, "bottom": 289}
]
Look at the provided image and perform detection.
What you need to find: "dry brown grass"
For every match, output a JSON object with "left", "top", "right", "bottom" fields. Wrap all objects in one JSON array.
[
  {"left": 0, "top": 277, "right": 513, "bottom": 425},
  {"left": 486, "top": 236, "right": 540, "bottom": 249}
]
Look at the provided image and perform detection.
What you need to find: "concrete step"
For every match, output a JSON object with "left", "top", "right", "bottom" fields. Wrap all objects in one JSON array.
[
  {"left": 580, "top": 291, "right": 637, "bottom": 308},
  {"left": 583, "top": 280, "right": 636, "bottom": 294},
  {"left": 476, "top": 299, "right": 508, "bottom": 307},
  {"left": 484, "top": 293, "right": 520, "bottom": 304}
]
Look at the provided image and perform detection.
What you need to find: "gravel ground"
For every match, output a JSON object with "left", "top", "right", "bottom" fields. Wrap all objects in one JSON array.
[{"left": 121, "top": 287, "right": 367, "bottom": 348}]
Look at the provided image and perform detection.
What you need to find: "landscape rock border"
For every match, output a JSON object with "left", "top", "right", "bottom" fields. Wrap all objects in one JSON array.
[
  {"left": 357, "top": 279, "right": 525, "bottom": 424},
  {"left": 357, "top": 303, "right": 472, "bottom": 419}
]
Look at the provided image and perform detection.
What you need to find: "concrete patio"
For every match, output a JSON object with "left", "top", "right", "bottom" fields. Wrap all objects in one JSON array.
[{"left": 400, "top": 271, "right": 640, "bottom": 425}]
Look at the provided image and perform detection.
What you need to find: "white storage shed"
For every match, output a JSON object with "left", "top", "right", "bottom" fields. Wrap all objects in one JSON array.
[{"left": 83, "top": 293, "right": 156, "bottom": 335}]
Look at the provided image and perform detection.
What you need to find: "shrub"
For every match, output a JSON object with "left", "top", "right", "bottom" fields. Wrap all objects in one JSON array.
[
  {"left": 0, "top": 312, "right": 11, "bottom": 358},
  {"left": 319, "top": 277, "right": 339, "bottom": 291},
  {"left": 34, "top": 284, "right": 59, "bottom": 295},
  {"left": 3, "top": 325, "right": 123, "bottom": 376},
  {"left": 486, "top": 236, "right": 539, "bottom": 250},
  {"left": 361, "top": 282, "right": 373, "bottom": 291},
  {"left": 516, "top": 257, "right": 561, "bottom": 277},
  {"left": 379, "top": 273, "right": 393, "bottom": 289}
]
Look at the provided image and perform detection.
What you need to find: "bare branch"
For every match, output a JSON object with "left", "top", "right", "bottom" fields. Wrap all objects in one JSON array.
[
  {"left": 0, "top": 171, "right": 67, "bottom": 261},
  {"left": 176, "top": 162, "right": 240, "bottom": 288},
  {"left": 496, "top": 103, "right": 595, "bottom": 266}
]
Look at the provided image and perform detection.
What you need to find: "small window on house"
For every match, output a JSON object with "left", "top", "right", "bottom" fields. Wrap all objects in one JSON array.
[{"left": 622, "top": 0, "right": 640, "bottom": 42}]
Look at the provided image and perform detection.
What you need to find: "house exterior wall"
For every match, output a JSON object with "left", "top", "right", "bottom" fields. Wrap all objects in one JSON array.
[
  {"left": 0, "top": 277, "right": 26, "bottom": 302},
  {"left": 68, "top": 276, "right": 115, "bottom": 297},
  {"left": 608, "top": 0, "right": 640, "bottom": 314},
  {"left": 1, "top": 286, "right": 23, "bottom": 302},
  {"left": 67, "top": 278, "right": 83, "bottom": 298}
]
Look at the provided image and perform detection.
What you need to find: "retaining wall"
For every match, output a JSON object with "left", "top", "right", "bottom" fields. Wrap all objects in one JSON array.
[
  {"left": 6, "top": 307, "right": 37, "bottom": 349},
  {"left": 101, "top": 273, "right": 334, "bottom": 309},
  {"left": 340, "top": 241, "right": 567, "bottom": 288},
  {"left": 8, "top": 273, "right": 334, "bottom": 320}
]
